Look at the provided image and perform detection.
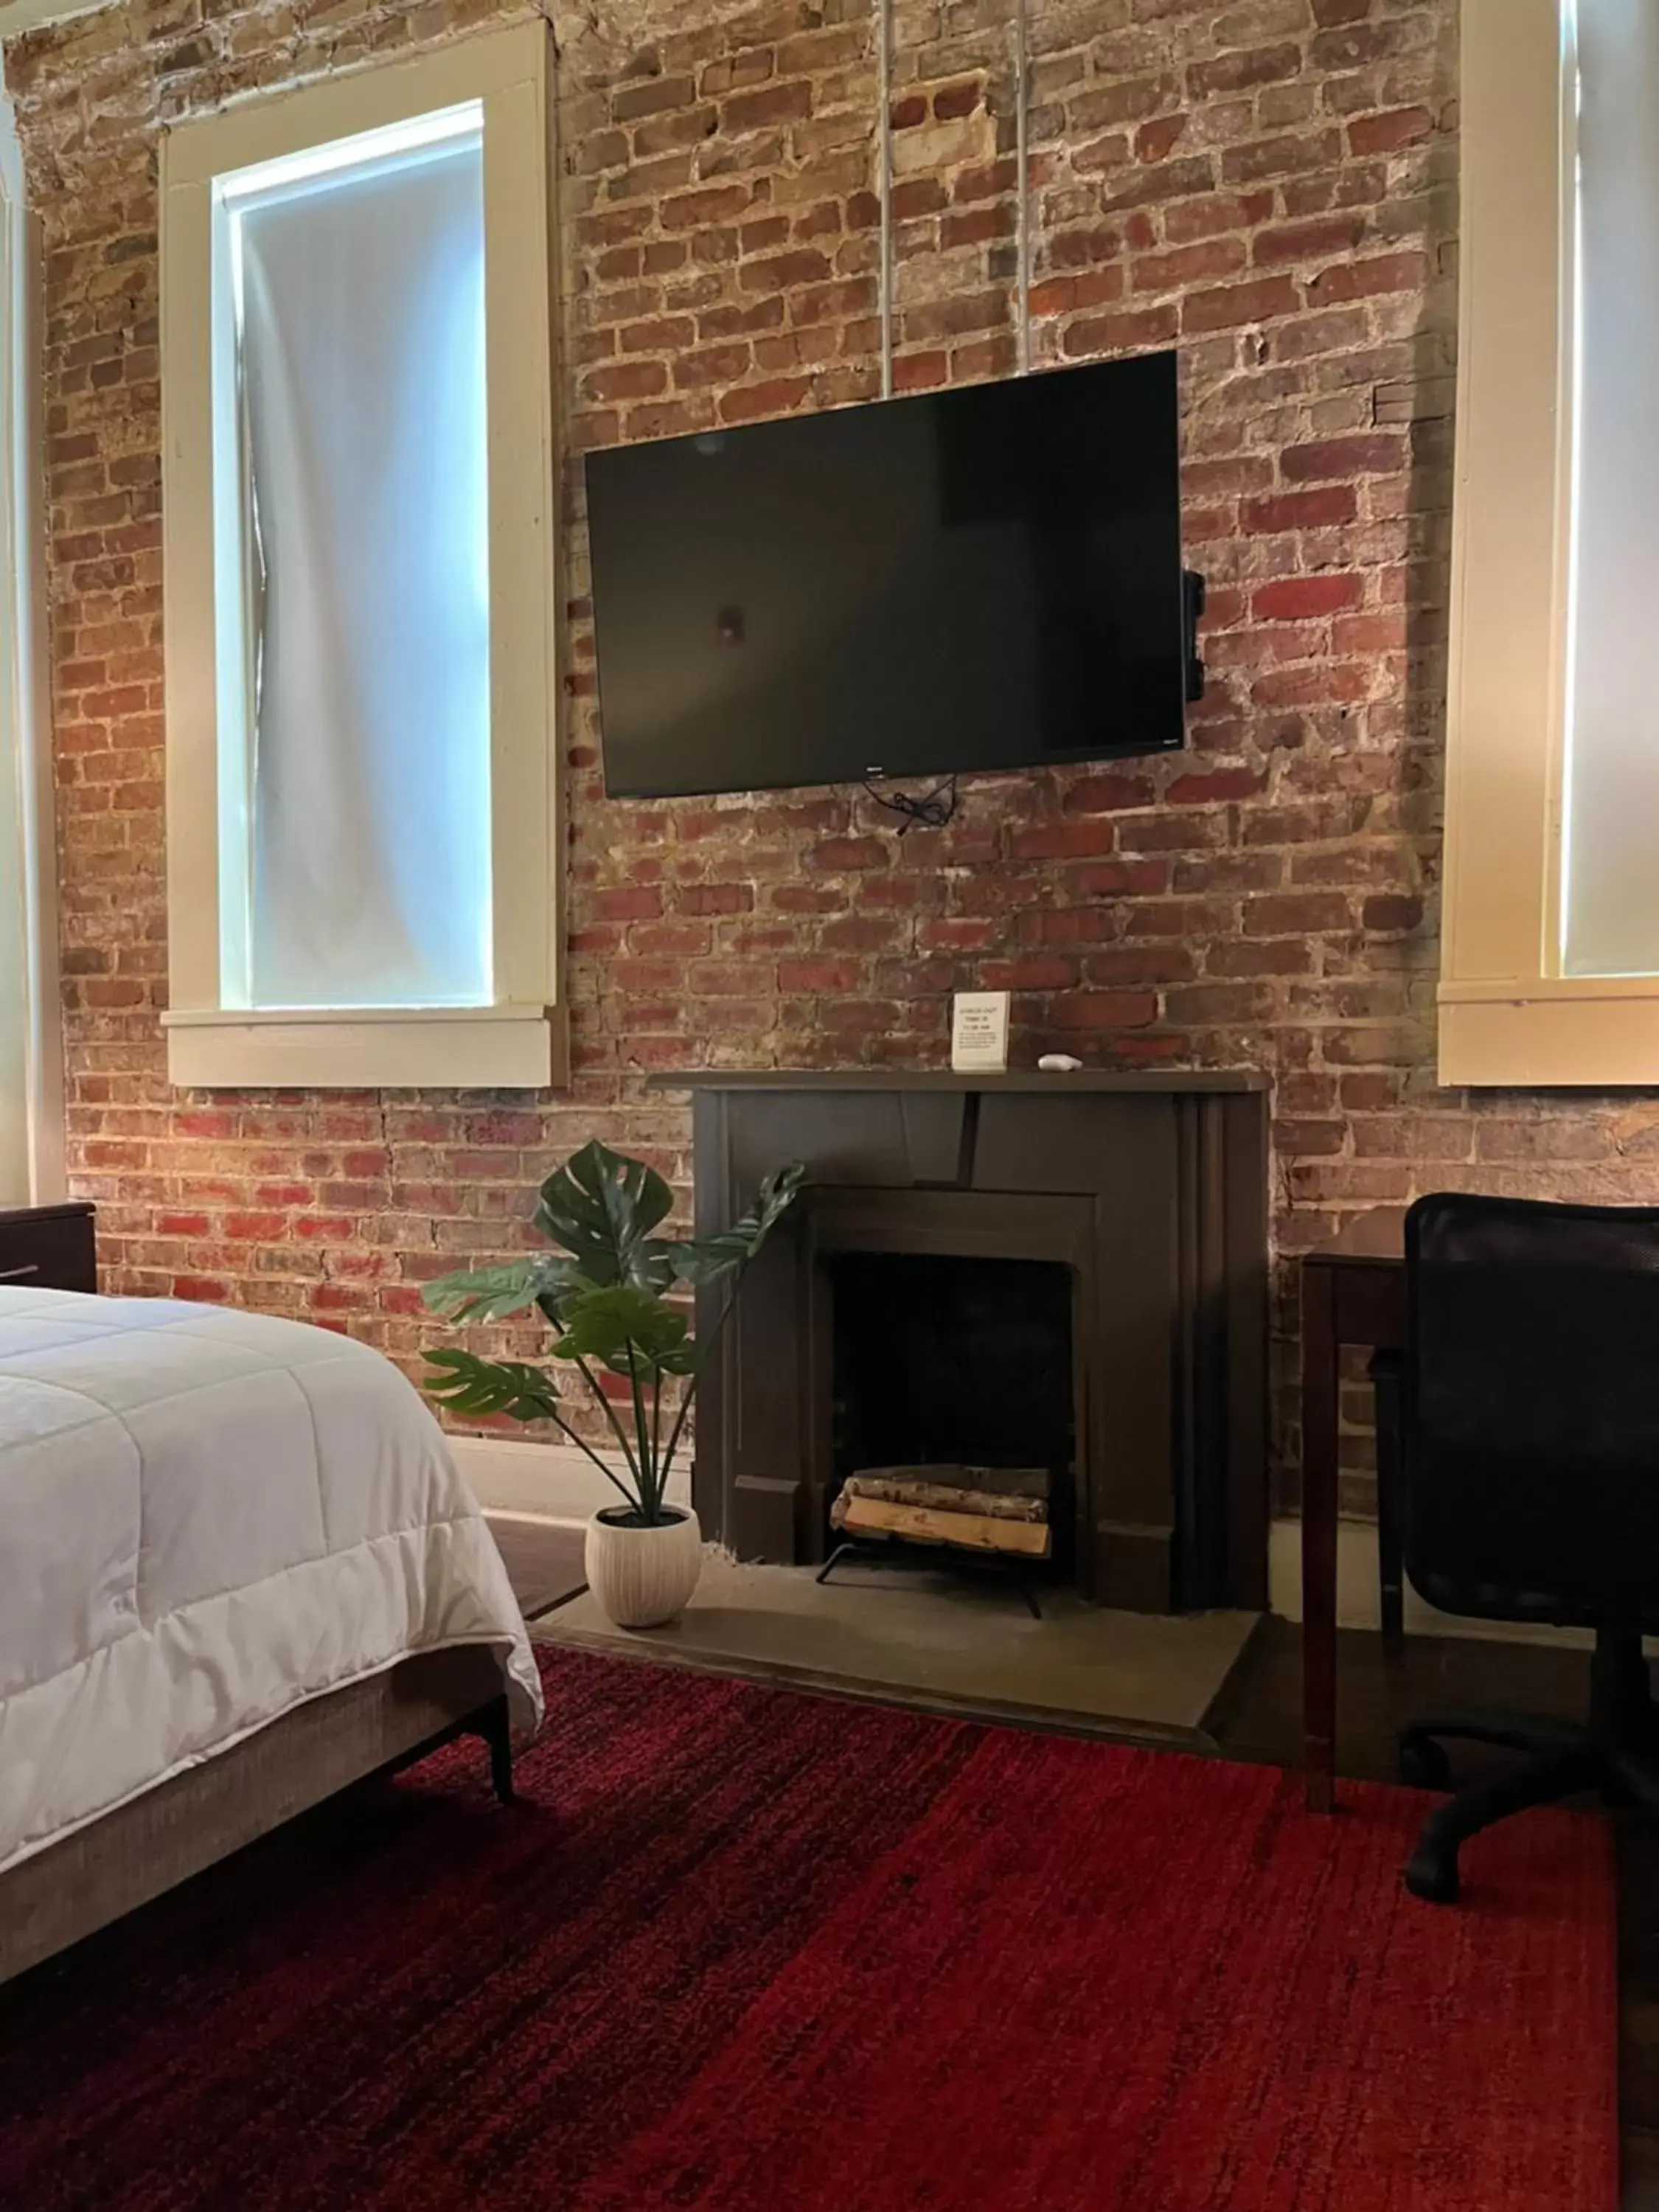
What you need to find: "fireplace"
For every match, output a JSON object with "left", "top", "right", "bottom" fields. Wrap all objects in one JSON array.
[
  {"left": 666, "top": 1071, "right": 1269, "bottom": 1613},
  {"left": 829, "top": 1250, "right": 1076, "bottom": 1582}
]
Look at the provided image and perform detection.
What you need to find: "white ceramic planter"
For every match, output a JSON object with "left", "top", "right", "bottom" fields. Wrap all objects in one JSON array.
[{"left": 585, "top": 1506, "right": 703, "bottom": 1630}]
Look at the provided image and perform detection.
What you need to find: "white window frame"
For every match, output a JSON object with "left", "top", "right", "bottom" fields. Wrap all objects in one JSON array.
[
  {"left": 1440, "top": 0, "right": 1659, "bottom": 1085},
  {"left": 159, "top": 24, "right": 563, "bottom": 1090},
  {"left": 0, "top": 92, "right": 64, "bottom": 1201}
]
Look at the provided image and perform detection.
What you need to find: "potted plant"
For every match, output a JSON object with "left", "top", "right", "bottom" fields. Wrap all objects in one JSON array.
[{"left": 421, "top": 1138, "right": 804, "bottom": 1629}]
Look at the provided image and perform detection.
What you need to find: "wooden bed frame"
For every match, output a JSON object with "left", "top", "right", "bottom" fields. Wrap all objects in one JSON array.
[{"left": 0, "top": 1644, "right": 514, "bottom": 1987}]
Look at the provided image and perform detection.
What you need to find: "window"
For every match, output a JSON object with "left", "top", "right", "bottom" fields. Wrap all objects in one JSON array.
[
  {"left": 160, "top": 27, "right": 561, "bottom": 1088},
  {"left": 1441, "top": 0, "right": 1659, "bottom": 1084}
]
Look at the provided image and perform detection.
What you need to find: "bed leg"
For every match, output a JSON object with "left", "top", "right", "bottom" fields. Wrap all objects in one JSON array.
[{"left": 476, "top": 1694, "right": 515, "bottom": 1805}]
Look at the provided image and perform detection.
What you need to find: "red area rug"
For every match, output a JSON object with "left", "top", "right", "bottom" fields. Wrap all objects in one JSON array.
[{"left": 0, "top": 1650, "right": 1615, "bottom": 2211}]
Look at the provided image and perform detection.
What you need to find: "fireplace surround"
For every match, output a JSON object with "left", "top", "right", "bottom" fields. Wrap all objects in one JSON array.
[{"left": 664, "top": 1072, "right": 1269, "bottom": 1614}]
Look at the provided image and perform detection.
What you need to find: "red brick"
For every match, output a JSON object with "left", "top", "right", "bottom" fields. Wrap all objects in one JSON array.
[
  {"left": 1180, "top": 274, "right": 1299, "bottom": 334},
  {"left": 1348, "top": 108, "right": 1435, "bottom": 157},
  {"left": 1241, "top": 487, "right": 1359, "bottom": 535},
  {"left": 1210, "top": 939, "right": 1314, "bottom": 978},
  {"left": 717, "top": 375, "right": 815, "bottom": 424},
  {"left": 582, "top": 360, "right": 669, "bottom": 403},
  {"left": 723, "top": 80, "right": 812, "bottom": 134},
  {"left": 1060, "top": 304, "right": 1180, "bottom": 356},
  {"left": 673, "top": 343, "right": 753, "bottom": 389},
  {"left": 1166, "top": 768, "right": 1269, "bottom": 803},
  {"left": 1049, "top": 992, "right": 1161, "bottom": 1030},
  {"left": 1132, "top": 239, "right": 1247, "bottom": 292},
  {"left": 1252, "top": 215, "right": 1366, "bottom": 267},
  {"left": 619, "top": 316, "right": 695, "bottom": 353},
  {"left": 1067, "top": 860, "right": 1172, "bottom": 900},
  {"left": 1362, "top": 894, "right": 1425, "bottom": 933},
  {"left": 1135, "top": 117, "right": 1188, "bottom": 164},
  {"left": 1308, "top": 251, "right": 1430, "bottom": 306},
  {"left": 1029, "top": 269, "right": 1124, "bottom": 318},
  {"left": 1062, "top": 773, "right": 1156, "bottom": 814},
  {"left": 980, "top": 957, "right": 1078, "bottom": 992},
  {"left": 1332, "top": 612, "right": 1409, "bottom": 656},
  {"left": 1009, "top": 819, "right": 1121, "bottom": 861},
  {"left": 1251, "top": 573, "right": 1364, "bottom": 622},
  {"left": 661, "top": 184, "right": 751, "bottom": 231},
  {"left": 593, "top": 886, "right": 664, "bottom": 922},
  {"left": 1187, "top": 44, "right": 1302, "bottom": 101},
  {"left": 1281, "top": 433, "right": 1406, "bottom": 481},
  {"left": 933, "top": 80, "right": 982, "bottom": 122},
  {"left": 612, "top": 74, "right": 698, "bottom": 123},
  {"left": 942, "top": 204, "right": 1014, "bottom": 251},
  {"left": 807, "top": 837, "right": 888, "bottom": 872},
  {"left": 893, "top": 349, "right": 947, "bottom": 392},
  {"left": 776, "top": 957, "right": 863, "bottom": 992},
  {"left": 1311, "top": 22, "right": 1428, "bottom": 71},
  {"left": 1244, "top": 893, "right": 1354, "bottom": 934}
]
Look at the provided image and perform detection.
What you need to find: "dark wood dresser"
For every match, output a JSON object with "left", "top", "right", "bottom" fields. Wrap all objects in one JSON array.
[{"left": 0, "top": 1203, "right": 97, "bottom": 1294}]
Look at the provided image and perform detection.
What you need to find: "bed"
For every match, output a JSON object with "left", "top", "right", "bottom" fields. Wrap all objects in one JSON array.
[{"left": 0, "top": 1285, "right": 541, "bottom": 1985}]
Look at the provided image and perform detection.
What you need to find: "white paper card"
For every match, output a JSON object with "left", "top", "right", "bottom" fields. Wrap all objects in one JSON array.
[{"left": 951, "top": 990, "right": 1011, "bottom": 1073}]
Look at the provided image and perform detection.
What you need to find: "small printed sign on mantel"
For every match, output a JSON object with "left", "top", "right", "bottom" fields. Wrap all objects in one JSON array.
[{"left": 951, "top": 990, "right": 1011, "bottom": 1074}]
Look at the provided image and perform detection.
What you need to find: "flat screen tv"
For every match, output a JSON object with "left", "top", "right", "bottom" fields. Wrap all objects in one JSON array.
[{"left": 585, "top": 350, "right": 1196, "bottom": 800}]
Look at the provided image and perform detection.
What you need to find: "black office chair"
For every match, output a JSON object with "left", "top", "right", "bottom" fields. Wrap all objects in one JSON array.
[{"left": 1380, "top": 1192, "right": 1659, "bottom": 1904}]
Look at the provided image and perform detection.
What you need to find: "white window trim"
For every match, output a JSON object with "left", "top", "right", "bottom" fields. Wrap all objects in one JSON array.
[
  {"left": 159, "top": 25, "right": 564, "bottom": 1091},
  {"left": 0, "top": 91, "right": 65, "bottom": 1201},
  {"left": 1439, "top": 0, "right": 1659, "bottom": 1085}
]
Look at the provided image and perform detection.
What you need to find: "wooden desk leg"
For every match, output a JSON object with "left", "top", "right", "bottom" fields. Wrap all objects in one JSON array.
[
  {"left": 1301, "top": 1265, "right": 1340, "bottom": 1812},
  {"left": 1370, "top": 1354, "right": 1405, "bottom": 1650}
]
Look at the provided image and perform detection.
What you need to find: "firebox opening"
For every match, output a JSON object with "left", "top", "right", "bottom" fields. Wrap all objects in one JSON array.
[{"left": 828, "top": 1252, "right": 1076, "bottom": 1580}]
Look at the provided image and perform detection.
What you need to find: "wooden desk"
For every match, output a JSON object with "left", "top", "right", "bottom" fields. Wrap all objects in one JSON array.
[{"left": 1300, "top": 1206, "right": 1406, "bottom": 1812}]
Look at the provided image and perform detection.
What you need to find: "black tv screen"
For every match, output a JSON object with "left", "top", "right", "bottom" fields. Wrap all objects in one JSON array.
[{"left": 585, "top": 351, "right": 1190, "bottom": 799}]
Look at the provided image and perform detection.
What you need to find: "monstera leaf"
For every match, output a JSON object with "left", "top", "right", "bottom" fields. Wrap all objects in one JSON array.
[
  {"left": 551, "top": 1284, "right": 699, "bottom": 1377},
  {"left": 532, "top": 1140, "right": 678, "bottom": 1292},
  {"left": 667, "top": 1161, "right": 807, "bottom": 1286},
  {"left": 422, "top": 1252, "right": 582, "bottom": 1325},
  {"left": 422, "top": 1351, "right": 563, "bottom": 1425}
]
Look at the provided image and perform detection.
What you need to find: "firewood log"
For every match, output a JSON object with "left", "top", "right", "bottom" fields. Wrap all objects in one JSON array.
[
  {"left": 849, "top": 1463, "right": 1051, "bottom": 1503},
  {"left": 840, "top": 1475, "right": 1046, "bottom": 1523},
  {"left": 836, "top": 1496, "right": 1051, "bottom": 1558}
]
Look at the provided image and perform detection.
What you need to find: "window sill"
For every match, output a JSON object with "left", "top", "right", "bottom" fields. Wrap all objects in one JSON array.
[
  {"left": 161, "top": 1004, "right": 562, "bottom": 1091},
  {"left": 1439, "top": 979, "right": 1659, "bottom": 1086}
]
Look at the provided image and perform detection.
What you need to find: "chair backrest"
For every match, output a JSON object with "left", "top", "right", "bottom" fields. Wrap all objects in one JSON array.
[{"left": 1404, "top": 1191, "right": 1659, "bottom": 1629}]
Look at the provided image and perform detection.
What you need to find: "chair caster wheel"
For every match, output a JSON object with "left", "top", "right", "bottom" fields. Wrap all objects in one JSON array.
[
  {"left": 1399, "top": 1736, "right": 1452, "bottom": 1790},
  {"left": 1404, "top": 1846, "right": 1460, "bottom": 1905}
]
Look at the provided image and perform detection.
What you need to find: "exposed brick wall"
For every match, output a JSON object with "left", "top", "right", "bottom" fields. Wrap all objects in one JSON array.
[{"left": 8, "top": 0, "right": 1647, "bottom": 1511}]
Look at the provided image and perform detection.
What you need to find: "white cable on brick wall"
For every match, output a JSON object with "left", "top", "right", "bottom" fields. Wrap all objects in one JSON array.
[
  {"left": 1014, "top": 0, "right": 1030, "bottom": 375},
  {"left": 877, "top": 0, "right": 894, "bottom": 399}
]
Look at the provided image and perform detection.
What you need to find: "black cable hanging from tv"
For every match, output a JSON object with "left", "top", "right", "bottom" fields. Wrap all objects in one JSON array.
[{"left": 863, "top": 772, "right": 959, "bottom": 834}]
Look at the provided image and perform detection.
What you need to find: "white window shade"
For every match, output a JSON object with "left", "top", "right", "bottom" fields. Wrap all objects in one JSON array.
[
  {"left": 234, "top": 130, "right": 493, "bottom": 1012},
  {"left": 1561, "top": 0, "right": 1659, "bottom": 978}
]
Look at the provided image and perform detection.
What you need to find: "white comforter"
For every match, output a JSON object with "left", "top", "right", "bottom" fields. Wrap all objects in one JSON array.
[{"left": 0, "top": 1287, "right": 541, "bottom": 1877}]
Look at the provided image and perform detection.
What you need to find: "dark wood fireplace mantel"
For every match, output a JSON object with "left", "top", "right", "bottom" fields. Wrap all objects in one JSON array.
[
  {"left": 659, "top": 1069, "right": 1267, "bottom": 1093},
  {"left": 655, "top": 1070, "right": 1269, "bottom": 1615}
]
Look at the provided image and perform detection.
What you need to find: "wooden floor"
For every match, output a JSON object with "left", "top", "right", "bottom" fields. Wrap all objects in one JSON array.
[
  {"left": 484, "top": 1514, "right": 586, "bottom": 1620},
  {"left": 489, "top": 1522, "right": 1638, "bottom": 2204}
]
